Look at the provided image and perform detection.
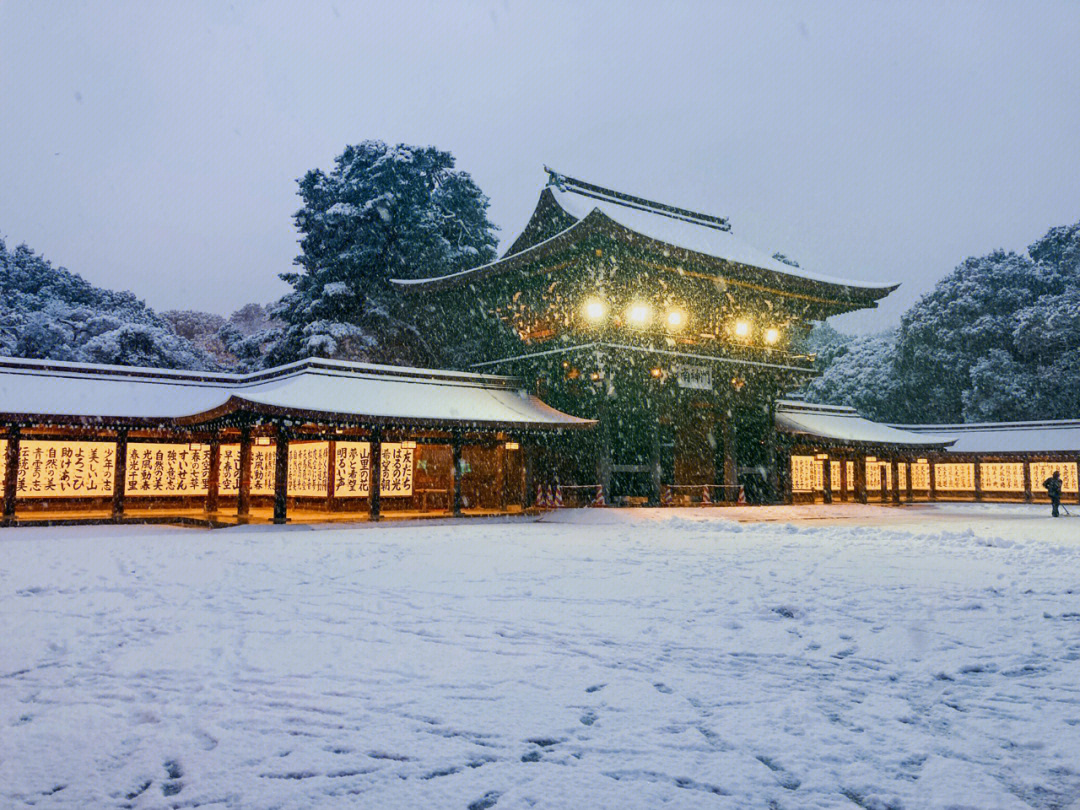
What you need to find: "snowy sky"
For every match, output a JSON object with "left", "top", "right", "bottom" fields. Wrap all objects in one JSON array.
[{"left": 2, "top": 1, "right": 1078, "bottom": 334}]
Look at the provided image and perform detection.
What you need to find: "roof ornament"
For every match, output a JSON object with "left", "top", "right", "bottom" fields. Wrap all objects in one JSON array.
[
  {"left": 543, "top": 167, "right": 732, "bottom": 232},
  {"left": 544, "top": 166, "right": 567, "bottom": 191}
]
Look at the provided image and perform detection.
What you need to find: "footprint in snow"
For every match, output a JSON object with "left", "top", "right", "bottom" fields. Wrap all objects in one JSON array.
[
  {"left": 654, "top": 682, "right": 674, "bottom": 693},
  {"left": 162, "top": 759, "right": 183, "bottom": 796}
]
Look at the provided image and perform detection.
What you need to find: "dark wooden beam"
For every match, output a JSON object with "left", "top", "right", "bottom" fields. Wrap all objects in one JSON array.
[
  {"left": 273, "top": 426, "right": 290, "bottom": 524},
  {"left": 451, "top": 429, "right": 463, "bottom": 516},
  {"left": 237, "top": 426, "right": 253, "bottom": 519},
  {"left": 3, "top": 426, "right": 21, "bottom": 524},
  {"left": 369, "top": 426, "right": 382, "bottom": 522},
  {"left": 112, "top": 429, "right": 128, "bottom": 521}
]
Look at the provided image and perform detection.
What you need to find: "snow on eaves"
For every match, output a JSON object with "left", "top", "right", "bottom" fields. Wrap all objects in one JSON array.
[
  {"left": 392, "top": 182, "right": 899, "bottom": 294},
  {"left": 776, "top": 400, "right": 956, "bottom": 448},
  {"left": 0, "top": 355, "right": 592, "bottom": 428},
  {"left": 899, "top": 420, "right": 1080, "bottom": 454}
]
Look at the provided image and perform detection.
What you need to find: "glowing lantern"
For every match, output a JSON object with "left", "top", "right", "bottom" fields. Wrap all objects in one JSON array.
[
  {"left": 583, "top": 299, "right": 607, "bottom": 321},
  {"left": 734, "top": 319, "right": 751, "bottom": 338},
  {"left": 764, "top": 327, "right": 781, "bottom": 345},
  {"left": 666, "top": 309, "right": 685, "bottom": 329},
  {"left": 627, "top": 303, "right": 650, "bottom": 325}
]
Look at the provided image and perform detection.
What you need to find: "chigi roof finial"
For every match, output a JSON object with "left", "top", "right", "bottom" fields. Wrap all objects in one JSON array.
[{"left": 544, "top": 166, "right": 566, "bottom": 190}]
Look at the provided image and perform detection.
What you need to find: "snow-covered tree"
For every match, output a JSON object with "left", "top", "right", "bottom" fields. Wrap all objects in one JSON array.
[
  {"left": 0, "top": 238, "right": 215, "bottom": 369},
  {"left": 805, "top": 219, "right": 1080, "bottom": 423},
  {"left": 263, "top": 141, "right": 498, "bottom": 367},
  {"left": 804, "top": 331, "right": 906, "bottom": 422}
]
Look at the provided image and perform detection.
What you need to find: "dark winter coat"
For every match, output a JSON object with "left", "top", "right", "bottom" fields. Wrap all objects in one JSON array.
[{"left": 1044, "top": 476, "right": 1063, "bottom": 500}]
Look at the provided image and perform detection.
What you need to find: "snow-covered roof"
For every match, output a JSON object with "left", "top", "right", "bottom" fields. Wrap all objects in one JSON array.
[
  {"left": 545, "top": 181, "right": 897, "bottom": 290},
  {"left": 0, "top": 356, "right": 592, "bottom": 430},
  {"left": 900, "top": 420, "right": 1080, "bottom": 454},
  {"left": 392, "top": 170, "right": 899, "bottom": 306},
  {"left": 776, "top": 401, "right": 956, "bottom": 448}
]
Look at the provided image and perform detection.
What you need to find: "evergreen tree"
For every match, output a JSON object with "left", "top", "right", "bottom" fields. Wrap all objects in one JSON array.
[
  {"left": 0, "top": 239, "right": 214, "bottom": 369},
  {"left": 263, "top": 141, "right": 498, "bottom": 367},
  {"left": 805, "top": 219, "right": 1080, "bottom": 423}
]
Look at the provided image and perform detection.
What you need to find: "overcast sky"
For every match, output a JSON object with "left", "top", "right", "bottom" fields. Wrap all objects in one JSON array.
[{"left": 2, "top": 1, "right": 1078, "bottom": 333}]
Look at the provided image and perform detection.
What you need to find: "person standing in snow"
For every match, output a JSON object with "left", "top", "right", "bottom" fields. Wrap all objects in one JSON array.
[{"left": 1043, "top": 470, "right": 1063, "bottom": 517}]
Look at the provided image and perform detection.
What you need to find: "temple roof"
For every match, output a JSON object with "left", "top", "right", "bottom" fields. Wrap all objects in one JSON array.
[
  {"left": 776, "top": 401, "right": 956, "bottom": 449},
  {"left": 900, "top": 420, "right": 1080, "bottom": 454},
  {"left": 0, "top": 356, "right": 592, "bottom": 430},
  {"left": 393, "top": 170, "right": 899, "bottom": 312}
]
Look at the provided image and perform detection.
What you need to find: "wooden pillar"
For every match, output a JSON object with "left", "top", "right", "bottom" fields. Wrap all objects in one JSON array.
[
  {"left": 370, "top": 427, "right": 382, "bottom": 522},
  {"left": 778, "top": 446, "right": 793, "bottom": 505},
  {"left": 1022, "top": 460, "right": 1032, "bottom": 503},
  {"left": 3, "top": 426, "right": 21, "bottom": 525},
  {"left": 648, "top": 418, "right": 661, "bottom": 507},
  {"left": 451, "top": 429, "right": 463, "bottom": 516},
  {"left": 722, "top": 412, "right": 737, "bottom": 502},
  {"left": 204, "top": 434, "right": 221, "bottom": 515},
  {"left": 765, "top": 400, "right": 779, "bottom": 503},
  {"left": 524, "top": 440, "right": 536, "bottom": 508},
  {"left": 879, "top": 463, "right": 888, "bottom": 502},
  {"left": 112, "top": 428, "right": 128, "bottom": 521},
  {"left": 973, "top": 457, "right": 983, "bottom": 502},
  {"left": 891, "top": 457, "right": 901, "bottom": 505},
  {"left": 839, "top": 454, "right": 849, "bottom": 502},
  {"left": 928, "top": 458, "right": 937, "bottom": 502},
  {"left": 595, "top": 397, "right": 612, "bottom": 502},
  {"left": 237, "top": 427, "right": 253, "bottom": 519},
  {"left": 854, "top": 454, "right": 867, "bottom": 504},
  {"left": 905, "top": 458, "right": 914, "bottom": 503},
  {"left": 496, "top": 441, "right": 507, "bottom": 512},
  {"left": 821, "top": 455, "right": 833, "bottom": 504},
  {"left": 272, "top": 426, "right": 289, "bottom": 525}
]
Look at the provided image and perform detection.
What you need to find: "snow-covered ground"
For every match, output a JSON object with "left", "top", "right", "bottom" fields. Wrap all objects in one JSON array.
[{"left": 3, "top": 504, "right": 1080, "bottom": 809}]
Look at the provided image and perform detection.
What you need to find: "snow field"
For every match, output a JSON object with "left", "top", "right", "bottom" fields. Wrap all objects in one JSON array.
[{"left": 2, "top": 504, "right": 1080, "bottom": 809}]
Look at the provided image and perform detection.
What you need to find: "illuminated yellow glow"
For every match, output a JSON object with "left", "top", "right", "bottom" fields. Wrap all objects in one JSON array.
[
  {"left": 650, "top": 367, "right": 663, "bottom": 377},
  {"left": 764, "top": 327, "right": 781, "bottom": 345},
  {"left": 734, "top": 319, "right": 751, "bottom": 338},
  {"left": 627, "top": 303, "right": 650, "bottom": 325},
  {"left": 584, "top": 299, "right": 607, "bottom": 321},
  {"left": 666, "top": 309, "right": 685, "bottom": 329}
]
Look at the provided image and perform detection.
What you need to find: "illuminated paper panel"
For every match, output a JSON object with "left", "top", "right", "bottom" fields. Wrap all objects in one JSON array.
[
  {"left": 126, "top": 443, "right": 209, "bottom": 496},
  {"left": 334, "top": 442, "right": 414, "bottom": 497},
  {"left": 17, "top": 440, "right": 116, "bottom": 497},
  {"left": 790, "top": 456, "right": 814, "bottom": 493},
  {"left": 831, "top": 461, "right": 841, "bottom": 492},
  {"left": 0, "top": 439, "right": 5, "bottom": 488},
  {"left": 288, "top": 442, "right": 329, "bottom": 497},
  {"left": 910, "top": 463, "right": 930, "bottom": 490},
  {"left": 934, "top": 463, "right": 975, "bottom": 491},
  {"left": 866, "top": 460, "right": 892, "bottom": 491},
  {"left": 1030, "top": 462, "right": 1078, "bottom": 494},
  {"left": 218, "top": 445, "right": 275, "bottom": 495},
  {"left": 979, "top": 462, "right": 1024, "bottom": 492}
]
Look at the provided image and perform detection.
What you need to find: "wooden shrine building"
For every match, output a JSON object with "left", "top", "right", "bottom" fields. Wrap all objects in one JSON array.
[
  {"left": 395, "top": 169, "right": 900, "bottom": 504},
  {"left": 0, "top": 356, "right": 590, "bottom": 526}
]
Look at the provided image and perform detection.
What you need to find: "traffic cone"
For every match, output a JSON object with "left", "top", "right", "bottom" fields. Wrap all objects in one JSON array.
[
  {"left": 661, "top": 485, "right": 673, "bottom": 506},
  {"left": 701, "top": 485, "right": 712, "bottom": 505},
  {"left": 554, "top": 484, "right": 564, "bottom": 508},
  {"left": 592, "top": 484, "right": 606, "bottom": 507},
  {"left": 737, "top": 485, "right": 747, "bottom": 505},
  {"left": 537, "top": 483, "right": 547, "bottom": 509}
]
